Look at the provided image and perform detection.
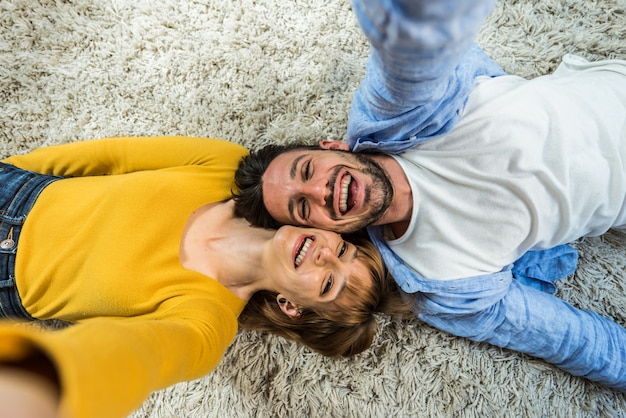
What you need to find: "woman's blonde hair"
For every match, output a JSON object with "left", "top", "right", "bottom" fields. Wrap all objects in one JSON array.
[{"left": 238, "top": 233, "right": 412, "bottom": 357}]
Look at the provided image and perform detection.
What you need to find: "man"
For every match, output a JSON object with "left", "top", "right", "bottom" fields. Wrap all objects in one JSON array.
[{"left": 234, "top": 0, "right": 626, "bottom": 392}]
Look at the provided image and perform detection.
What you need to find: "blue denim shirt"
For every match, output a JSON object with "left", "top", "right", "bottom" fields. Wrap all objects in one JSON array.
[
  {"left": 369, "top": 227, "right": 626, "bottom": 392},
  {"left": 351, "top": 0, "right": 626, "bottom": 391},
  {"left": 347, "top": 0, "right": 505, "bottom": 153}
]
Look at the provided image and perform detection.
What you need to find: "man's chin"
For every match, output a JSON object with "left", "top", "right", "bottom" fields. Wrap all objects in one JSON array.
[{"left": 332, "top": 214, "right": 378, "bottom": 233}]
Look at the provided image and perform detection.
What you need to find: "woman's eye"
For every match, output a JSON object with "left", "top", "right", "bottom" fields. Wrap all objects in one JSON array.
[
  {"left": 338, "top": 242, "right": 347, "bottom": 257},
  {"left": 303, "top": 160, "right": 311, "bottom": 180},
  {"left": 322, "top": 277, "right": 333, "bottom": 295}
]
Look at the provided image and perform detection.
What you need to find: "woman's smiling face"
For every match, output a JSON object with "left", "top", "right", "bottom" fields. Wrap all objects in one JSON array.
[{"left": 267, "top": 225, "right": 373, "bottom": 312}]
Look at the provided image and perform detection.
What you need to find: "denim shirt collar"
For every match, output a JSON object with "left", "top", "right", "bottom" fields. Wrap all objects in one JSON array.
[{"left": 367, "top": 225, "right": 514, "bottom": 314}]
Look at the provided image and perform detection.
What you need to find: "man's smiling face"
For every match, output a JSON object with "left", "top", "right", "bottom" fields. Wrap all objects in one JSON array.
[{"left": 261, "top": 148, "right": 393, "bottom": 233}]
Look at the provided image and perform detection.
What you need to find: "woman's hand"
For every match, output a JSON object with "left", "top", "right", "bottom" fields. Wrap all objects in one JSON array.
[{"left": 0, "top": 367, "right": 59, "bottom": 418}]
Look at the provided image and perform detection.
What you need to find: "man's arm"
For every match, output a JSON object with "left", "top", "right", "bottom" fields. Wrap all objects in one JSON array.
[
  {"left": 368, "top": 226, "right": 626, "bottom": 392},
  {"left": 348, "top": 0, "right": 504, "bottom": 153},
  {"left": 417, "top": 278, "right": 626, "bottom": 392}
]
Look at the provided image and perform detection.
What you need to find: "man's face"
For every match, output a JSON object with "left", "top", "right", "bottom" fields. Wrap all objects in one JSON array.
[{"left": 262, "top": 148, "right": 393, "bottom": 233}]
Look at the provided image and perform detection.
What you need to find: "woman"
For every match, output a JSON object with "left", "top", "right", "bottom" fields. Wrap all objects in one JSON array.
[{"left": 0, "top": 136, "right": 407, "bottom": 418}]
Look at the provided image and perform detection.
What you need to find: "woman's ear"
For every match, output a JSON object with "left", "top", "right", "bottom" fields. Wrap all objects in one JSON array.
[
  {"left": 319, "top": 140, "right": 350, "bottom": 151},
  {"left": 276, "top": 294, "right": 301, "bottom": 319}
]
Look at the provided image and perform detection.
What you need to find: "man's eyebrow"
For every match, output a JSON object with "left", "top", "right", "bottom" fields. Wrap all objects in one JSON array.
[{"left": 289, "top": 154, "right": 306, "bottom": 179}]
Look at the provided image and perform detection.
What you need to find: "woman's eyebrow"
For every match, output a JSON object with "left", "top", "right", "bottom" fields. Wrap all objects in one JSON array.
[
  {"left": 351, "top": 246, "right": 359, "bottom": 261},
  {"left": 335, "top": 248, "right": 359, "bottom": 300},
  {"left": 334, "top": 279, "right": 347, "bottom": 301}
]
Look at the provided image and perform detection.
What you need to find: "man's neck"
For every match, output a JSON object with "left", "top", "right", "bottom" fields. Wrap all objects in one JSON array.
[{"left": 369, "top": 154, "right": 413, "bottom": 236}]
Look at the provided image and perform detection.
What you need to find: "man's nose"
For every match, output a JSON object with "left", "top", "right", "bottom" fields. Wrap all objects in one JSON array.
[{"left": 301, "top": 179, "right": 328, "bottom": 206}]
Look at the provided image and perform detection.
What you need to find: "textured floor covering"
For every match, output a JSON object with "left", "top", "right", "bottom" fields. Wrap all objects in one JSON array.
[{"left": 1, "top": 0, "right": 625, "bottom": 416}]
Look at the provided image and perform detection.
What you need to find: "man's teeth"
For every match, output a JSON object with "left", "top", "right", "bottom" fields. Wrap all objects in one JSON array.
[
  {"left": 339, "top": 174, "right": 352, "bottom": 213},
  {"left": 295, "top": 237, "right": 313, "bottom": 267}
]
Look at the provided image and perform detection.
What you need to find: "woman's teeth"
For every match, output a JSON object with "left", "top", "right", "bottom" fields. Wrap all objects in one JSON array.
[
  {"left": 295, "top": 237, "right": 313, "bottom": 267},
  {"left": 339, "top": 174, "right": 352, "bottom": 213}
]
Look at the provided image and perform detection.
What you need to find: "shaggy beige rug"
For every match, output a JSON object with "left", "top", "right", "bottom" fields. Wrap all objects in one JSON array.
[{"left": 1, "top": 0, "right": 625, "bottom": 417}]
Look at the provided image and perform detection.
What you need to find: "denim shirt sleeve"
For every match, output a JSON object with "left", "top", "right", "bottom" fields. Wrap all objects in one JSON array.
[
  {"left": 511, "top": 246, "right": 578, "bottom": 293},
  {"left": 348, "top": 0, "right": 505, "bottom": 153},
  {"left": 368, "top": 226, "right": 626, "bottom": 392}
]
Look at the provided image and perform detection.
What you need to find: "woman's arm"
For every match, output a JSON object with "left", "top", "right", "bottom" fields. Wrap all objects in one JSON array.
[
  {"left": 0, "top": 368, "right": 58, "bottom": 418},
  {"left": 2, "top": 136, "right": 248, "bottom": 177},
  {"left": 0, "top": 339, "right": 59, "bottom": 418},
  {"left": 0, "top": 287, "right": 244, "bottom": 418}
]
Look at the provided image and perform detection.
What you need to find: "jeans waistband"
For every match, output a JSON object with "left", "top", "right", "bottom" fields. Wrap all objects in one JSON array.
[{"left": 0, "top": 162, "right": 61, "bottom": 319}]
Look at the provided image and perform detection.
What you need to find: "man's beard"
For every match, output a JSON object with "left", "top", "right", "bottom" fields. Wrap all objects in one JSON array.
[{"left": 326, "top": 151, "right": 394, "bottom": 232}]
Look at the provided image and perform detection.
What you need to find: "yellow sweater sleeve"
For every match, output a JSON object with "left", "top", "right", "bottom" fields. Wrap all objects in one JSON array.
[
  {"left": 2, "top": 136, "right": 248, "bottom": 177},
  {"left": 0, "top": 136, "right": 250, "bottom": 417},
  {"left": 0, "top": 283, "right": 246, "bottom": 418}
]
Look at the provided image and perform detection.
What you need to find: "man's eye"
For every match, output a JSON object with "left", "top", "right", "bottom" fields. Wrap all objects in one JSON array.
[
  {"left": 303, "top": 160, "right": 311, "bottom": 180},
  {"left": 300, "top": 200, "right": 309, "bottom": 220},
  {"left": 322, "top": 277, "right": 333, "bottom": 295}
]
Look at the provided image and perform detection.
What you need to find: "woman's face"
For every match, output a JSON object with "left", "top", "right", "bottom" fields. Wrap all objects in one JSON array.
[{"left": 268, "top": 225, "right": 372, "bottom": 311}]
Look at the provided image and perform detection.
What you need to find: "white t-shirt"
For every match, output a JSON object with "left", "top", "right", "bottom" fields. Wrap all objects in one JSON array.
[{"left": 388, "top": 55, "right": 626, "bottom": 280}]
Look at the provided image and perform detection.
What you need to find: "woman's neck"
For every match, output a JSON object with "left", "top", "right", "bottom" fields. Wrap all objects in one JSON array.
[{"left": 179, "top": 200, "right": 273, "bottom": 300}]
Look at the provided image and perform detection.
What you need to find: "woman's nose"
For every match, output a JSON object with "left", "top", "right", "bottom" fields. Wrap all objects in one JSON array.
[{"left": 315, "top": 247, "right": 335, "bottom": 265}]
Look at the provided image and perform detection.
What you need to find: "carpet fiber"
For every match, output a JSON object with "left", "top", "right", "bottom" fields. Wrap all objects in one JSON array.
[{"left": 1, "top": 0, "right": 625, "bottom": 417}]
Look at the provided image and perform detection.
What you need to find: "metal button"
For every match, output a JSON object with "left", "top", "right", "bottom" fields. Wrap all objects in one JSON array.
[{"left": 0, "top": 239, "right": 15, "bottom": 249}]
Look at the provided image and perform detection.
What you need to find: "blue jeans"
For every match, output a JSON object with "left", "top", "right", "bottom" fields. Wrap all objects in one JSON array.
[{"left": 0, "top": 162, "right": 61, "bottom": 319}]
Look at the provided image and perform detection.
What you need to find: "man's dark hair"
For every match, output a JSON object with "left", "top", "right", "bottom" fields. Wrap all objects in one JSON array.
[{"left": 233, "top": 143, "right": 320, "bottom": 228}]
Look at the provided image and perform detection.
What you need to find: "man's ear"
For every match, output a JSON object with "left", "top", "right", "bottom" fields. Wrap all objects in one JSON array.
[
  {"left": 319, "top": 140, "right": 350, "bottom": 151},
  {"left": 276, "top": 294, "right": 301, "bottom": 319}
]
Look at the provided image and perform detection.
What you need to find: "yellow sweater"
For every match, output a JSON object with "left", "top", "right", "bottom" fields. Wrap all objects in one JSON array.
[{"left": 0, "top": 136, "right": 248, "bottom": 417}]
